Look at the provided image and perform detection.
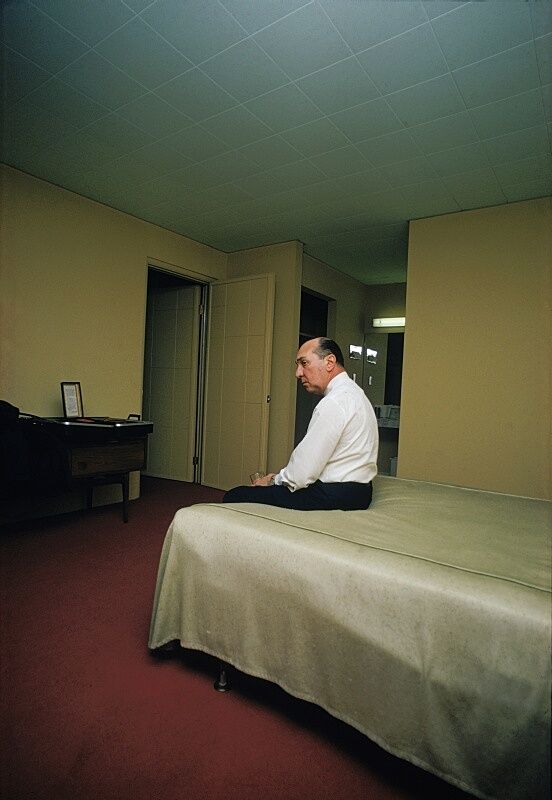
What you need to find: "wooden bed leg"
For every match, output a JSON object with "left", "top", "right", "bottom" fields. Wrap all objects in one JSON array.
[{"left": 214, "top": 661, "right": 231, "bottom": 692}]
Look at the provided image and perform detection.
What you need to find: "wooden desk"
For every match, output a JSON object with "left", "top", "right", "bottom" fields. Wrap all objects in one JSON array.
[
  {"left": 69, "top": 437, "right": 148, "bottom": 522},
  {"left": 23, "top": 418, "right": 153, "bottom": 521}
]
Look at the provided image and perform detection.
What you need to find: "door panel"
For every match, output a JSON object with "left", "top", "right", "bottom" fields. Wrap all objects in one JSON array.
[
  {"left": 143, "top": 283, "right": 200, "bottom": 482},
  {"left": 202, "top": 274, "right": 275, "bottom": 490}
]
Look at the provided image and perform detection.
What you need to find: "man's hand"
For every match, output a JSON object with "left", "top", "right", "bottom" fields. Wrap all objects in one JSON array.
[{"left": 253, "top": 473, "right": 276, "bottom": 486}]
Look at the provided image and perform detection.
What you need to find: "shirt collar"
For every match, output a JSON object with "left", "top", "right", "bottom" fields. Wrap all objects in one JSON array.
[{"left": 324, "top": 370, "right": 349, "bottom": 396}]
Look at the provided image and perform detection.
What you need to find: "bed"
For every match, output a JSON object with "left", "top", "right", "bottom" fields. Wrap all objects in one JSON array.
[{"left": 148, "top": 476, "right": 551, "bottom": 800}]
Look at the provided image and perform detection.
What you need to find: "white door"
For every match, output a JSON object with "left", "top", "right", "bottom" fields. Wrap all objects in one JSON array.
[
  {"left": 202, "top": 274, "right": 275, "bottom": 491},
  {"left": 143, "top": 283, "right": 201, "bottom": 481}
]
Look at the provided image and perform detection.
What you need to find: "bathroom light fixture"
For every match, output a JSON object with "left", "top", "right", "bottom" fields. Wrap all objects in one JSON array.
[{"left": 372, "top": 317, "right": 405, "bottom": 328}]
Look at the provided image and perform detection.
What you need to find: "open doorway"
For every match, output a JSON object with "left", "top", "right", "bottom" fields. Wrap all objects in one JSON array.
[
  {"left": 142, "top": 268, "right": 207, "bottom": 483},
  {"left": 362, "top": 331, "right": 404, "bottom": 476},
  {"left": 294, "top": 289, "right": 330, "bottom": 446}
]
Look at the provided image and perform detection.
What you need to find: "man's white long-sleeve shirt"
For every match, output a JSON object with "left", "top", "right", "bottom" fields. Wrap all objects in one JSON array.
[{"left": 274, "top": 372, "right": 378, "bottom": 491}]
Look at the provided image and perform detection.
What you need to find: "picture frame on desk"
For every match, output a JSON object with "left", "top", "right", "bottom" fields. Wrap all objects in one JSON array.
[{"left": 61, "top": 381, "right": 83, "bottom": 418}]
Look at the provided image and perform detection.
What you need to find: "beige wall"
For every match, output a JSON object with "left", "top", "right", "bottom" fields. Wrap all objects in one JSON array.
[
  {"left": 0, "top": 166, "right": 226, "bottom": 510},
  {"left": 399, "top": 197, "right": 551, "bottom": 499},
  {"left": 364, "top": 282, "right": 406, "bottom": 330},
  {"left": 0, "top": 166, "right": 226, "bottom": 418},
  {"left": 302, "top": 252, "right": 368, "bottom": 362},
  {"left": 226, "top": 241, "right": 302, "bottom": 472}
]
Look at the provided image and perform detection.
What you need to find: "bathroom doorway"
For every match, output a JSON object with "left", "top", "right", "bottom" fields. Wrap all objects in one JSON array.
[{"left": 142, "top": 268, "right": 207, "bottom": 482}]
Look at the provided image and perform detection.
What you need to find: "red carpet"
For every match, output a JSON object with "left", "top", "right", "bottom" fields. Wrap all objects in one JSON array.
[{"left": 1, "top": 478, "right": 472, "bottom": 800}]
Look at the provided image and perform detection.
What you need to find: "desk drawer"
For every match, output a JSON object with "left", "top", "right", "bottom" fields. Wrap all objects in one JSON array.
[{"left": 71, "top": 440, "right": 145, "bottom": 476}]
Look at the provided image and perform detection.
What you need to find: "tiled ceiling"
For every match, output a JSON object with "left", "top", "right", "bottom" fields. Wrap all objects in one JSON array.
[{"left": 1, "top": 0, "right": 551, "bottom": 285}]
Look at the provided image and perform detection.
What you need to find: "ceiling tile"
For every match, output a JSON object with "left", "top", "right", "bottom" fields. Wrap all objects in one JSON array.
[
  {"left": 386, "top": 74, "right": 465, "bottom": 127},
  {"left": 453, "top": 43, "right": 541, "bottom": 109},
  {"left": 200, "top": 39, "right": 288, "bottom": 102},
  {"left": 48, "top": 129, "right": 127, "bottom": 170},
  {"left": 379, "top": 156, "right": 439, "bottom": 187},
  {"left": 246, "top": 188, "right": 317, "bottom": 218},
  {"left": 428, "top": 142, "right": 491, "bottom": 176},
  {"left": 21, "top": 78, "right": 108, "bottom": 127},
  {"left": 535, "top": 34, "right": 552, "bottom": 85},
  {"left": 267, "top": 159, "right": 327, "bottom": 190},
  {"left": 357, "top": 23, "right": 448, "bottom": 94},
  {"left": 155, "top": 184, "right": 252, "bottom": 219},
  {"left": 400, "top": 181, "right": 461, "bottom": 219},
  {"left": 342, "top": 188, "right": 414, "bottom": 224},
  {"left": 493, "top": 153, "right": 552, "bottom": 186},
  {"left": 95, "top": 17, "right": 193, "bottom": 89},
  {"left": 134, "top": 173, "right": 199, "bottom": 207},
  {"left": 333, "top": 168, "right": 393, "bottom": 197},
  {"left": 164, "top": 125, "right": 230, "bottom": 161},
  {"left": 408, "top": 111, "right": 480, "bottom": 154},
  {"left": 253, "top": 3, "right": 350, "bottom": 80},
  {"left": 2, "top": 103, "right": 77, "bottom": 155},
  {"left": 237, "top": 136, "right": 303, "bottom": 169},
  {"left": 200, "top": 107, "right": 273, "bottom": 148},
  {"left": 163, "top": 162, "right": 221, "bottom": 191},
  {"left": 529, "top": 0, "right": 552, "bottom": 38},
  {"left": 468, "top": 88, "right": 545, "bottom": 139},
  {"left": 483, "top": 125, "right": 550, "bottom": 165},
  {"left": 443, "top": 168, "right": 507, "bottom": 209},
  {"left": 232, "top": 171, "right": 289, "bottom": 198},
  {"left": 2, "top": 1, "right": 88, "bottom": 73},
  {"left": 244, "top": 84, "right": 323, "bottom": 131},
  {"left": 58, "top": 51, "right": 146, "bottom": 109},
  {"left": 156, "top": 69, "right": 236, "bottom": 121},
  {"left": 2, "top": 48, "right": 52, "bottom": 106},
  {"left": 310, "top": 145, "right": 371, "bottom": 177},
  {"left": 296, "top": 56, "right": 379, "bottom": 115},
  {"left": 83, "top": 157, "right": 161, "bottom": 191},
  {"left": 220, "top": 0, "right": 309, "bottom": 34},
  {"left": 117, "top": 93, "right": 192, "bottom": 138},
  {"left": 140, "top": 0, "right": 245, "bottom": 64},
  {"left": 319, "top": 0, "right": 427, "bottom": 53},
  {"left": 31, "top": 0, "right": 134, "bottom": 47},
  {"left": 421, "top": 2, "right": 465, "bottom": 21},
  {"left": 281, "top": 118, "right": 350, "bottom": 156},
  {"left": 0, "top": 138, "right": 46, "bottom": 175},
  {"left": 544, "top": 84, "right": 552, "bottom": 122},
  {"left": 330, "top": 97, "right": 403, "bottom": 141},
  {"left": 356, "top": 129, "right": 423, "bottom": 166},
  {"left": 430, "top": 1, "right": 533, "bottom": 71},
  {"left": 123, "top": 0, "right": 152, "bottom": 11},
  {"left": 11, "top": 155, "right": 91, "bottom": 192},
  {"left": 199, "top": 150, "right": 261, "bottom": 184},
  {"left": 80, "top": 113, "right": 155, "bottom": 157},
  {"left": 129, "top": 141, "right": 191, "bottom": 173},
  {"left": 503, "top": 176, "right": 552, "bottom": 202}
]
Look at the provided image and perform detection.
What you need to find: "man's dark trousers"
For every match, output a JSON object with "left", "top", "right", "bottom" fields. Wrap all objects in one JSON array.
[{"left": 222, "top": 480, "right": 372, "bottom": 511}]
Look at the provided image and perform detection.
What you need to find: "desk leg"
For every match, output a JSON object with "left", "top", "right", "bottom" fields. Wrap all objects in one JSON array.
[{"left": 122, "top": 472, "right": 129, "bottom": 523}]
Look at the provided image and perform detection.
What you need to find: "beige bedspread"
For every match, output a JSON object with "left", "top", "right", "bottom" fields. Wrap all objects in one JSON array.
[{"left": 149, "top": 476, "right": 551, "bottom": 800}]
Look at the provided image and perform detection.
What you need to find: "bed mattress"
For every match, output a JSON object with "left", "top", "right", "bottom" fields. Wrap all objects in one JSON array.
[{"left": 149, "top": 476, "right": 551, "bottom": 800}]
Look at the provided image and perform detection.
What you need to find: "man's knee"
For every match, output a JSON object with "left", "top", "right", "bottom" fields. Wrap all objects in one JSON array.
[{"left": 222, "top": 485, "right": 252, "bottom": 503}]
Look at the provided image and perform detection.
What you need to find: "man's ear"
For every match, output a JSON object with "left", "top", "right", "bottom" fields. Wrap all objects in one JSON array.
[{"left": 325, "top": 354, "right": 336, "bottom": 371}]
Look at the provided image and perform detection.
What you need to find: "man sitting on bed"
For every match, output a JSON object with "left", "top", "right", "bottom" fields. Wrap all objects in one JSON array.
[{"left": 223, "top": 337, "right": 378, "bottom": 511}]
